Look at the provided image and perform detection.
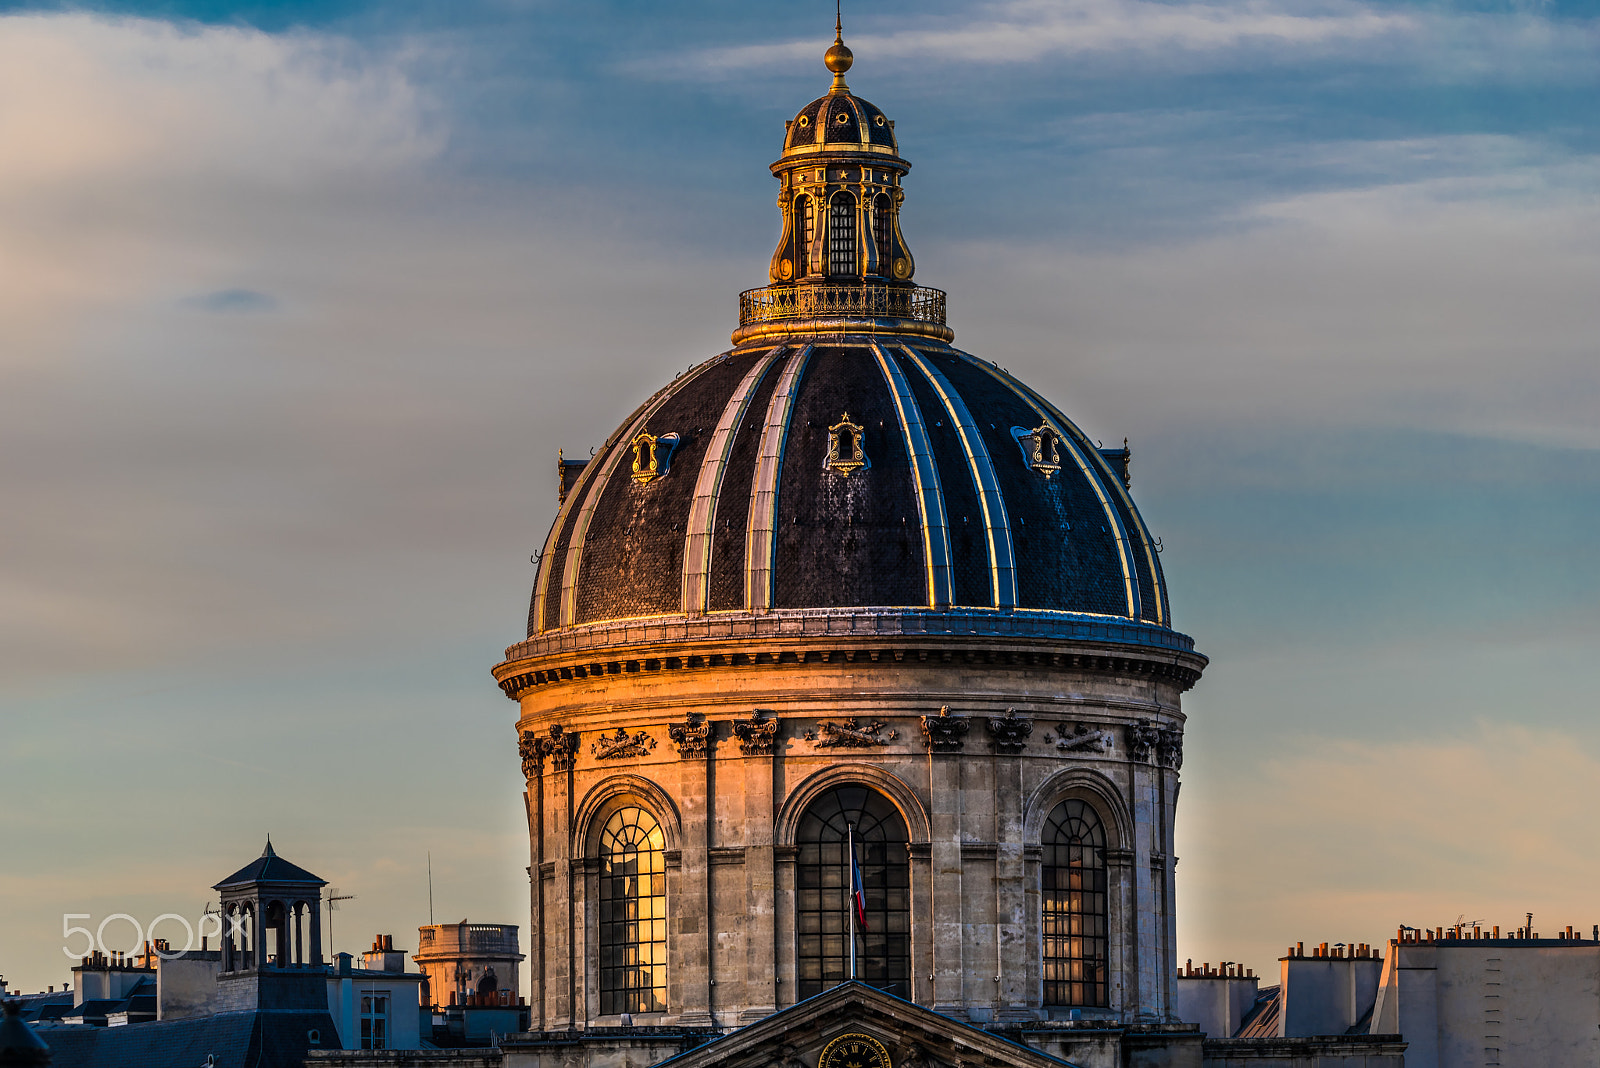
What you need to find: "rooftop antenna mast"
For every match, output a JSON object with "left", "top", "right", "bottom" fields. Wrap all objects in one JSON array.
[
  {"left": 428, "top": 853, "right": 434, "bottom": 926},
  {"left": 327, "top": 886, "right": 356, "bottom": 958}
]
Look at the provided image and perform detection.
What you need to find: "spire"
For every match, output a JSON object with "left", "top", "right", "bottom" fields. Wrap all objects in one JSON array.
[
  {"left": 262, "top": 836, "right": 276, "bottom": 858},
  {"left": 824, "top": 1, "right": 853, "bottom": 93}
]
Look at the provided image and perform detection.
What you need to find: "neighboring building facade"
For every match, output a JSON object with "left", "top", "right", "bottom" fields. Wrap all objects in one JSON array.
[
  {"left": 1185, "top": 926, "right": 1600, "bottom": 1068},
  {"left": 24, "top": 843, "right": 431, "bottom": 1066},
  {"left": 1370, "top": 926, "right": 1600, "bottom": 1068},
  {"left": 492, "top": 24, "right": 1207, "bottom": 1067},
  {"left": 414, "top": 922, "right": 524, "bottom": 1008}
]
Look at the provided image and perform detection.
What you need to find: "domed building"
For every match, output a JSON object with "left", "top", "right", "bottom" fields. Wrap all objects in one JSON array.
[{"left": 493, "top": 24, "right": 1207, "bottom": 1068}]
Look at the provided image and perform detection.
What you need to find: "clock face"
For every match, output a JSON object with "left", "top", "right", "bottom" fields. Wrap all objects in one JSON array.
[{"left": 817, "top": 1032, "right": 892, "bottom": 1068}]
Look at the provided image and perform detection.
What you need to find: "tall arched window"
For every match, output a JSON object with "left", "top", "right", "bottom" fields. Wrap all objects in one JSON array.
[
  {"left": 795, "top": 194, "right": 814, "bottom": 277},
  {"left": 796, "top": 785, "right": 910, "bottom": 999},
  {"left": 1042, "top": 799, "right": 1108, "bottom": 1007},
  {"left": 598, "top": 807, "right": 667, "bottom": 1014},
  {"left": 828, "top": 193, "right": 857, "bottom": 277},
  {"left": 872, "top": 193, "right": 892, "bottom": 272}
]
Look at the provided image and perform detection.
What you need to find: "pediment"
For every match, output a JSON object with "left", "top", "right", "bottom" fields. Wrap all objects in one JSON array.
[{"left": 659, "top": 983, "right": 1079, "bottom": 1068}]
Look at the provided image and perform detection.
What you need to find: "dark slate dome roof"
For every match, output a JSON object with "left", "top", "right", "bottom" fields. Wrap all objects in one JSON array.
[
  {"left": 782, "top": 91, "right": 900, "bottom": 160},
  {"left": 528, "top": 338, "right": 1176, "bottom": 645}
]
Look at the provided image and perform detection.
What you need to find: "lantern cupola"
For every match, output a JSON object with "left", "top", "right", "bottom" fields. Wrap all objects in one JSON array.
[{"left": 739, "top": 22, "right": 942, "bottom": 345}]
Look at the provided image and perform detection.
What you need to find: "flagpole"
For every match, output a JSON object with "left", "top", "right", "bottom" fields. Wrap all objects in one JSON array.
[{"left": 847, "top": 821, "right": 857, "bottom": 981}]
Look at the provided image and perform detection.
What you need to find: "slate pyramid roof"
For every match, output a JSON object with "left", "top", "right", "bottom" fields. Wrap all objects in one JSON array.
[{"left": 213, "top": 839, "right": 327, "bottom": 890}]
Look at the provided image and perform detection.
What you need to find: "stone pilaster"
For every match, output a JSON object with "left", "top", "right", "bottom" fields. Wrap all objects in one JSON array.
[
  {"left": 930, "top": 746, "right": 965, "bottom": 1017},
  {"left": 740, "top": 729, "right": 778, "bottom": 1023},
  {"left": 674, "top": 738, "right": 714, "bottom": 1026}
]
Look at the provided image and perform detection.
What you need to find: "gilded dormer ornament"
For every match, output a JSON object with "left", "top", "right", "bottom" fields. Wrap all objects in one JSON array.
[
  {"left": 1014, "top": 424, "right": 1062, "bottom": 480},
  {"left": 826, "top": 412, "right": 867, "bottom": 475},
  {"left": 630, "top": 431, "right": 680, "bottom": 486}
]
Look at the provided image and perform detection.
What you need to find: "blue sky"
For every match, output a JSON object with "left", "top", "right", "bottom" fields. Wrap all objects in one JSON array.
[{"left": 0, "top": 0, "right": 1597, "bottom": 993}]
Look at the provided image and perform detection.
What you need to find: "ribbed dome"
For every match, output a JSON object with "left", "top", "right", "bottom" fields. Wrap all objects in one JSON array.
[
  {"left": 528, "top": 338, "right": 1175, "bottom": 647},
  {"left": 782, "top": 91, "right": 900, "bottom": 160}
]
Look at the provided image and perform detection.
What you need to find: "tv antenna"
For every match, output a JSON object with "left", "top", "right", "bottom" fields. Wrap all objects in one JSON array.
[
  {"left": 200, "top": 901, "right": 221, "bottom": 952},
  {"left": 327, "top": 887, "right": 356, "bottom": 957}
]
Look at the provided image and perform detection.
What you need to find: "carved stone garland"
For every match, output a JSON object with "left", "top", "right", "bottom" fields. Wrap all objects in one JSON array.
[
  {"left": 1044, "top": 722, "right": 1115, "bottom": 754},
  {"left": 590, "top": 726, "right": 656, "bottom": 760},
  {"left": 806, "top": 718, "right": 896, "bottom": 748}
]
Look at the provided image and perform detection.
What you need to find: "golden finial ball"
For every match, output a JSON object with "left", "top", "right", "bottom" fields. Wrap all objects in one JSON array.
[{"left": 824, "top": 40, "right": 853, "bottom": 75}]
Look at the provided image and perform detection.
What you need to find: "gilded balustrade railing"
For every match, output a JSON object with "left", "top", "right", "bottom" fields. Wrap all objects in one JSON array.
[{"left": 738, "top": 283, "right": 946, "bottom": 328}]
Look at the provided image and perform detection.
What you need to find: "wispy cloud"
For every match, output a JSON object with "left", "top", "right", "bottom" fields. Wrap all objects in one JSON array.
[
  {"left": 182, "top": 288, "right": 279, "bottom": 313},
  {"left": 639, "top": 0, "right": 1416, "bottom": 77}
]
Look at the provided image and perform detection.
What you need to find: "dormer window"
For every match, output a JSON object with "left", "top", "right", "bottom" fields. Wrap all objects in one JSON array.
[
  {"left": 630, "top": 432, "right": 680, "bottom": 486},
  {"left": 826, "top": 413, "right": 867, "bottom": 475},
  {"left": 1014, "top": 424, "right": 1061, "bottom": 479}
]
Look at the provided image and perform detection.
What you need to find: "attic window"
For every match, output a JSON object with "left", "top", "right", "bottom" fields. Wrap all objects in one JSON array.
[{"left": 826, "top": 413, "right": 867, "bottom": 476}]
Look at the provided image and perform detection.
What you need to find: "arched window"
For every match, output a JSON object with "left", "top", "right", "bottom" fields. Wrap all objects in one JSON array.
[
  {"left": 598, "top": 807, "right": 667, "bottom": 1014},
  {"left": 872, "top": 193, "right": 892, "bottom": 272},
  {"left": 795, "top": 194, "right": 814, "bottom": 277},
  {"left": 828, "top": 193, "right": 857, "bottom": 277},
  {"left": 796, "top": 785, "right": 910, "bottom": 998},
  {"left": 1042, "top": 799, "right": 1108, "bottom": 1007}
]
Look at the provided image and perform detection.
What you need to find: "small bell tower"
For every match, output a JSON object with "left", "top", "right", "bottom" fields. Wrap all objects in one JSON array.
[{"left": 214, "top": 838, "right": 327, "bottom": 974}]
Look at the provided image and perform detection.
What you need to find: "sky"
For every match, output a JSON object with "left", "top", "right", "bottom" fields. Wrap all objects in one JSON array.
[{"left": 0, "top": 0, "right": 1597, "bottom": 996}]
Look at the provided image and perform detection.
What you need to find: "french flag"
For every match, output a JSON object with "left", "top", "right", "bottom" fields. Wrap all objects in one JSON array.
[{"left": 850, "top": 846, "right": 870, "bottom": 932}]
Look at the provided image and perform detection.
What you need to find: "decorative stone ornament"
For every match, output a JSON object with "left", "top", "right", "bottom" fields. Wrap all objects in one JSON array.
[
  {"left": 1046, "top": 722, "right": 1115, "bottom": 754},
  {"left": 806, "top": 717, "right": 896, "bottom": 748},
  {"left": 630, "top": 431, "right": 680, "bottom": 485},
  {"left": 535, "top": 723, "right": 579, "bottom": 770},
  {"left": 984, "top": 708, "right": 1033, "bottom": 753},
  {"left": 818, "top": 1032, "right": 893, "bottom": 1068},
  {"left": 826, "top": 413, "right": 868, "bottom": 475},
  {"left": 1013, "top": 424, "right": 1061, "bottom": 480},
  {"left": 733, "top": 710, "right": 779, "bottom": 755},
  {"left": 1126, "top": 720, "right": 1161, "bottom": 764},
  {"left": 919, "top": 705, "right": 969, "bottom": 751},
  {"left": 518, "top": 730, "right": 542, "bottom": 778},
  {"left": 667, "top": 714, "right": 713, "bottom": 758},
  {"left": 1157, "top": 727, "right": 1184, "bottom": 769},
  {"left": 591, "top": 726, "right": 656, "bottom": 760}
]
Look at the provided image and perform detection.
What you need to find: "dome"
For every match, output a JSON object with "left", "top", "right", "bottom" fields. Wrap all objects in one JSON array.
[
  {"left": 526, "top": 338, "right": 1182, "bottom": 653},
  {"left": 782, "top": 91, "right": 900, "bottom": 160},
  {"left": 511, "top": 29, "right": 1195, "bottom": 672}
]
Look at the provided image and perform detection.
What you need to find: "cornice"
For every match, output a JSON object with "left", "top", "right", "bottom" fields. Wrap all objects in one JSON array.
[{"left": 492, "top": 616, "right": 1206, "bottom": 702}]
